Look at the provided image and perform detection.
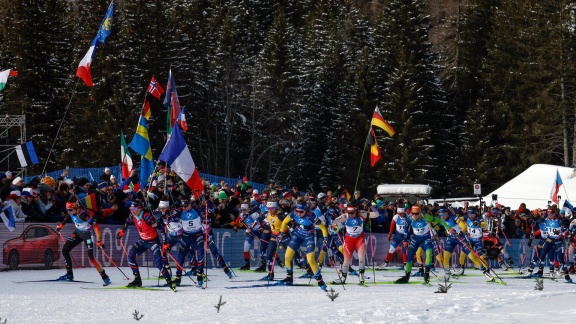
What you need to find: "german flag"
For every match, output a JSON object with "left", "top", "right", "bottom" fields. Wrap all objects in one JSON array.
[
  {"left": 370, "top": 106, "right": 395, "bottom": 137},
  {"left": 367, "top": 127, "right": 381, "bottom": 167}
]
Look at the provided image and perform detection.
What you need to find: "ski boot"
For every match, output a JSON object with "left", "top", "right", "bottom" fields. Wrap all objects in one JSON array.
[
  {"left": 239, "top": 260, "right": 250, "bottom": 271},
  {"left": 412, "top": 267, "right": 424, "bottom": 277},
  {"left": 423, "top": 267, "right": 431, "bottom": 285},
  {"left": 316, "top": 276, "right": 328, "bottom": 292},
  {"left": 331, "top": 273, "right": 347, "bottom": 284},
  {"left": 173, "top": 274, "right": 182, "bottom": 286},
  {"left": 262, "top": 272, "right": 274, "bottom": 281},
  {"left": 299, "top": 267, "right": 314, "bottom": 279},
  {"left": 58, "top": 266, "right": 74, "bottom": 281},
  {"left": 127, "top": 274, "right": 142, "bottom": 287},
  {"left": 565, "top": 274, "right": 573, "bottom": 283},
  {"left": 278, "top": 273, "right": 293, "bottom": 286},
  {"left": 57, "top": 273, "right": 74, "bottom": 281},
  {"left": 101, "top": 272, "right": 111, "bottom": 286},
  {"left": 349, "top": 266, "right": 358, "bottom": 276},
  {"left": 482, "top": 267, "right": 494, "bottom": 281},
  {"left": 359, "top": 270, "right": 366, "bottom": 285},
  {"left": 377, "top": 261, "right": 389, "bottom": 269},
  {"left": 394, "top": 272, "right": 411, "bottom": 284},
  {"left": 507, "top": 257, "right": 515, "bottom": 266},
  {"left": 196, "top": 275, "right": 205, "bottom": 289},
  {"left": 166, "top": 277, "right": 177, "bottom": 292},
  {"left": 185, "top": 266, "right": 197, "bottom": 276},
  {"left": 499, "top": 260, "right": 510, "bottom": 271},
  {"left": 254, "top": 262, "right": 267, "bottom": 272},
  {"left": 223, "top": 267, "right": 233, "bottom": 279}
]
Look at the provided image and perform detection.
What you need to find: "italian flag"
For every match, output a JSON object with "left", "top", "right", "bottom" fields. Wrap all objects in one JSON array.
[
  {"left": 0, "top": 69, "right": 18, "bottom": 91},
  {"left": 120, "top": 131, "right": 133, "bottom": 179}
]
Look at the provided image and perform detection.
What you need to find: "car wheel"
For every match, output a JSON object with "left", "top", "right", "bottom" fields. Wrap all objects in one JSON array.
[
  {"left": 8, "top": 250, "right": 19, "bottom": 270},
  {"left": 44, "top": 249, "right": 54, "bottom": 269}
]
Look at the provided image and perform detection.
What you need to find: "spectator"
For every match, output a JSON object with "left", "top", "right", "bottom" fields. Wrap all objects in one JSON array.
[
  {"left": 11, "top": 176, "right": 24, "bottom": 192},
  {"left": 21, "top": 189, "right": 46, "bottom": 222},
  {"left": 6, "top": 190, "right": 27, "bottom": 222},
  {"left": 109, "top": 174, "right": 118, "bottom": 188},
  {"left": 1, "top": 176, "right": 12, "bottom": 200},
  {"left": 99, "top": 167, "right": 112, "bottom": 182}
]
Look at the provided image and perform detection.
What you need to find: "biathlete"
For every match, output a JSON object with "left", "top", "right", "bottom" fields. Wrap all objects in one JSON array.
[{"left": 56, "top": 197, "right": 111, "bottom": 286}]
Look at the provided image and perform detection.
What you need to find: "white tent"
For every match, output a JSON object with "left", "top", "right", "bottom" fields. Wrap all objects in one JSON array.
[{"left": 484, "top": 164, "right": 576, "bottom": 210}]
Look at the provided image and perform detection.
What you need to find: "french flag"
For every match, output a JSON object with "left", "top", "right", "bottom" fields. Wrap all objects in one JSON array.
[
  {"left": 158, "top": 123, "right": 204, "bottom": 199},
  {"left": 551, "top": 169, "right": 563, "bottom": 204},
  {"left": 76, "top": 38, "right": 97, "bottom": 87}
]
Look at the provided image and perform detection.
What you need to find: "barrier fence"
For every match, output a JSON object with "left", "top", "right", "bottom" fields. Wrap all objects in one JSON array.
[
  {"left": 1, "top": 222, "right": 533, "bottom": 272},
  {"left": 22, "top": 166, "right": 267, "bottom": 194}
]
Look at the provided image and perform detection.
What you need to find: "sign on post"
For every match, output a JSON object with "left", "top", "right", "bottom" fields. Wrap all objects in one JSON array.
[{"left": 473, "top": 183, "right": 481, "bottom": 195}]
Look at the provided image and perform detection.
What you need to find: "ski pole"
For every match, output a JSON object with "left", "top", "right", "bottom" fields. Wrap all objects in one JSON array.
[
  {"left": 119, "top": 237, "right": 129, "bottom": 257},
  {"left": 327, "top": 250, "right": 346, "bottom": 290},
  {"left": 100, "top": 247, "right": 130, "bottom": 280},
  {"left": 456, "top": 234, "right": 506, "bottom": 284}
]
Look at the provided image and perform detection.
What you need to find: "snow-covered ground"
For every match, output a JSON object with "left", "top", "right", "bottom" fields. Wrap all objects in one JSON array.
[{"left": 1, "top": 266, "right": 574, "bottom": 323}]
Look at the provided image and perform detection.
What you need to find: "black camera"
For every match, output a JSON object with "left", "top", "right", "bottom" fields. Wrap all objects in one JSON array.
[{"left": 491, "top": 194, "right": 497, "bottom": 201}]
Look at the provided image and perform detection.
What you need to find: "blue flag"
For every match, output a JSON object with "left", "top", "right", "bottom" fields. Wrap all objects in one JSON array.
[
  {"left": 96, "top": 2, "right": 114, "bottom": 44},
  {"left": 1, "top": 205, "right": 15, "bottom": 231}
]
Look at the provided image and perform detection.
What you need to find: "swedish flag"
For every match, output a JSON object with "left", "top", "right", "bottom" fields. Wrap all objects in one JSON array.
[{"left": 129, "top": 116, "right": 153, "bottom": 160}]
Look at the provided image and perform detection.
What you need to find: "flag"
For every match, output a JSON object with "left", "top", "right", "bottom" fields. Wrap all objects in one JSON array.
[
  {"left": 344, "top": 189, "right": 351, "bottom": 201},
  {"left": 551, "top": 169, "right": 563, "bottom": 204},
  {"left": 147, "top": 75, "right": 165, "bottom": 100},
  {"left": 140, "top": 156, "right": 155, "bottom": 188},
  {"left": 159, "top": 123, "right": 204, "bottom": 200},
  {"left": 370, "top": 106, "right": 395, "bottom": 137},
  {"left": 0, "top": 69, "right": 18, "bottom": 91},
  {"left": 141, "top": 99, "right": 151, "bottom": 120},
  {"left": 121, "top": 131, "right": 133, "bottom": 179},
  {"left": 163, "top": 70, "right": 181, "bottom": 134},
  {"left": 178, "top": 107, "right": 188, "bottom": 132},
  {"left": 15, "top": 141, "right": 39, "bottom": 167},
  {"left": 81, "top": 193, "right": 99, "bottom": 211},
  {"left": 129, "top": 116, "right": 153, "bottom": 160},
  {"left": 367, "top": 127, "right": 381, "bottom": 167},
  {"left": 88, "top": 171, "right": 95, "bottom": 182},
  {"left": 563, "top": 200, "right": 573, "bottom": 219},
  {"left": 76, "top": 2, "right": 114, "bottom": 87},
  {"left": 1, "top": 205, "right": 15, "bottom": 232}
]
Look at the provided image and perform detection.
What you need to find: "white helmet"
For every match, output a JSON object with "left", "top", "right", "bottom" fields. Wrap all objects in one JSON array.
[
  {"left": 266, "top": 201, "right": 278, "bottom": 209},
  {"left": 318, "top": 192, "right": 327, "bottom": 200}
]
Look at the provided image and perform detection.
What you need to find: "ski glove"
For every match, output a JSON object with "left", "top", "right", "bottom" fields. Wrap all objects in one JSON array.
[
  {"left": 387, "top": 234, "right": 392, "bottom": 241},
  {"left": 117, "top": 229, "right": 125, "bottom": 239},
  {"left": 97, "top": 241, "right": 105, "bottom": 250},
  {"left": 403, "top": 241, "right": 409, "bottom": 249},
  {"left": 527, "top": 238, "right": 533, "bottom": 247},
  {"left": 56, "top": 223, "right": 63, "bottom": 232},
  {"left": 162, "top": 243, "right": 170, "bottom": 252}
]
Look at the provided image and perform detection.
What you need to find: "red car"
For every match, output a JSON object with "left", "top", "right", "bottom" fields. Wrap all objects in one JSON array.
[{"left": 3, "top": 224, "right": 61, "bottom": 270}]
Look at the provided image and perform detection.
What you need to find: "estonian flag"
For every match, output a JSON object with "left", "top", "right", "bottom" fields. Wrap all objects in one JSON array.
[
  {"left": 15, "top": 141, "right": 39, "bottom": 167},
  {"left": 1, "top": 205, "right": 16, "bottom": 231}
]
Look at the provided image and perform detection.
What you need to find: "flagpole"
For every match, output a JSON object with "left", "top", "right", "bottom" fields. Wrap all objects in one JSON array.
[
  {"left": 42, "top": 79, "right": 80, "bottom": 175},
  {"left": 353, "top": 128, "right": 371, "bottom": 193}
]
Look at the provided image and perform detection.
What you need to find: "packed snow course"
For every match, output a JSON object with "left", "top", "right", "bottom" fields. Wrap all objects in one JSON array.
[{"left": 1, "top": 266, "right": 574, "bottom": 323}]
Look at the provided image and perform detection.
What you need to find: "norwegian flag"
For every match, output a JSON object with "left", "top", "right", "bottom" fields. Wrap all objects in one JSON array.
[{"left": 147, "top": 75, "right": 165, "bottom": 100}]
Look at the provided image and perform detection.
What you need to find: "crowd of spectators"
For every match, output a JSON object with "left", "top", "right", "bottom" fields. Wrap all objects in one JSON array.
[{"left": 1, "top": 166, "right": 573, "bottom": 243}]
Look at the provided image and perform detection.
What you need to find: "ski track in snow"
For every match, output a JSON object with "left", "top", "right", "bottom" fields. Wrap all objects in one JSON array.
[{"left": 1, "top": 267, "right": 575, "bottom": 323}]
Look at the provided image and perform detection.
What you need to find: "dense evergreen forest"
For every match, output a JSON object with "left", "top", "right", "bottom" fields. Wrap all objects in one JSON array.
[{"left": 1, "top": 0, "right": 576, "bottom": 198}]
